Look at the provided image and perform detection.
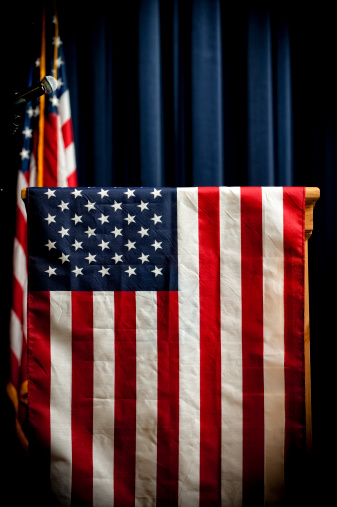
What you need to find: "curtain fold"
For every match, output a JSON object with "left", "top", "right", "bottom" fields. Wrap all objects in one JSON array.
[{"left": 60, "top": 1, "right": 296, "bottom": 188}]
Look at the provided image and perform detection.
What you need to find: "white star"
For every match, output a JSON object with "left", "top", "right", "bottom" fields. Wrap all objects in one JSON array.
[
  {"left": 35, "top": 58, "right": 40, "bottom": 67},
  {"left": 125, "top": 240, "right": 136, "bottom": 251},
  {"left": 84, "top": 227, "right": 96, "bottom": 237},
  {"left": 152, "top": 266, "right": 163, "bottom": 277},
  {"left": 137, "top": 200, "right": 149, "bottom": 211},
  {"left": 111, "top": 200, "right": 122, "bottom": 211},
  {"left": 137, "top": 226, "right": 149, "bottom": 237},
  {"left": 111, "top": 226, "right": 122, "bottom": 238},
  {"left": 27, "top": 106, "right": 34, "bottom": 118},
  {"left": 50, "top": 95, "right": 59, "bottom": 107},
  {"left": 58, "top": 200, "right": 69, "bottom": 211},
  {"left": 45, "top": 189, "right": 56, "bottom": 199},
  {"left": 71, "top": 189, "right": 82, "bottom": 198},
  {"left": 45, "top": 240, "right": 56, "bottom": 250},
  {"left": 19, "top": 148, "right": 30, "bottom": 160},
  {"left": 84, "top": 200, "right": 96, "bottom": 211},
  {"left": 98, "top": 266, "right": 110, "bottom": 277},
  {"left": 58, "top": 227, "right": 69, "bottom": 237},
  {"left": 33, "top": 106, "right": 40, "bottom": 117},
  {"left": 45, "top": 266, "right": 57, "bottom": 277},
  {"left": 151, "top": 188, "right": 162, "bottom": 199},
  {"left": 151, "top": 240, "right": 162, "bottom": 250},
  {"left": 56, "top": 77, "right": 64, "bottom": 89},
  {"left": 138, "top": 253, "right": 149, "bottom": 264},
  {"left": 72, "top": 266, "right": 83, "bottom": 277},
  {"left": 55, "top": 56, "right": 64, "bottom": 68},
  {"left": 125, "top": 266, "right": 136, "bottom": 277},
  {"left": 59, "top": 253, "right": 70, "bottom": 264},
  {"left": 72, "top": 240, "right": 83, "bottom": 250},
  {"left": 98, "top": 188, "right": 109, "bottom": 199},
  {"left": 71, "top": 214, "right": 82, "bottom": 224},
  {"left": 150, "top": 214, "right": 162, "bottom": 224},
  {"left": 44, "top": 214, "right": 56, "bottom": 225},
  {"left": 111, "top": 252, "right": 123, "bottom": 264},
  {"left": 52, "top": 36, "right": 63, "bottom": 47},
  {"left": 22, "top": 126, "right": 33, "bottom": 139},
  {"left": 98, "top": 214, "right": 109, "bottom": 224},
  {"left": 98, "top": 240, "right": 110, "bottom": 251},
  {"left": 124, "top": 188, "right": 135, "bottom": 198},
  {"left": 85, "top": 253, "right": 96, "bottom": 264},
  {"left": 124, "top": 214, "right": 136, "bottom": 224}
]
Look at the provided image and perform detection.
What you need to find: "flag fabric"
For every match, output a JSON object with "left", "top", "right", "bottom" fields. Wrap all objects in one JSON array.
[
  {"left": 26, "top": 186, "right": 306, "bottom": 505},
  {"left": 8, "top": 5, "right": 77, "bottom": 450}
]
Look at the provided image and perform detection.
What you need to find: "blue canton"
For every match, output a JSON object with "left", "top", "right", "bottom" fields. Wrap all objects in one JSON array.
[{"left": 28, "top": 187, "right": 178, "bottom": 291}]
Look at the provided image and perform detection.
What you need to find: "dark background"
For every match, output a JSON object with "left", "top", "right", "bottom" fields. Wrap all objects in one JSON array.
[{"left": 1, "top": 1, "right": 336, "bottom": 502}]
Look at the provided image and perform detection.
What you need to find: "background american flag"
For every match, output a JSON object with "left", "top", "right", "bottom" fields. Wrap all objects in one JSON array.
[{"left": 7, "top": 4, "right": 77, "bottom": 450}]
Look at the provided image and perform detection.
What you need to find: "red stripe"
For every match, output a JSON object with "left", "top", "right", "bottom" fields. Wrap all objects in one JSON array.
[
  {"left": 114, "top": 291, "right": 137, "bottom": 506},
  {"left": 240, "top": 187, "right": 265, "bottom": 505},
  {"left": 67, "top": 169, "right": 78, "bottom": 187},
  {"left": 11, "top": 275, "right": 24, "bottom": 325},
  {"left": 283, "top": 188, "right": 306, "bottom": 493},
  {"left": 15, "top": 205, "right": 28, "bottom": 255},
  {"left": 198, "top": 187, "right": 222, "bottom": 506},
  {"left": 71, "top": 291, "right": 94, "bottom": 505},
  {"left": 43, "top": 113, "right": 58, "bottom": 187},
  {"left": 27, "top": 291, "right": 51, "bottom": 495},
  {"left": 156, "top": 290, "right": 179, "bottom": 506},
  {"left": 62, "top": 118, "right": 74, "bottom": 149}
]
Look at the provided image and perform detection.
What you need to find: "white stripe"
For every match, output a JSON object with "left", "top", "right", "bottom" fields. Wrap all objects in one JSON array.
[
  {"left": 9, "top": 309, "right": 23, "bottom": 362},
  {"left": 64, "top": 142, "right": 77, "bottom": 177},
  {"left": 177, "top": 187, "right": 200, "bottom": 506},
  {"left": 57, "top": 114, "right": 67, "bottom": 186},
  {"left": 12, "top": 238, "right": 27, "bottom": 288},
  {"left": 50, "top": 291, "right": 72, "bottom": 506},
  {"left": 262, "top": 187, "right": 285, "bottom": 503},
  {"left": 219, "top": 187, "right": 243, "bottom": 506},
  {"left": 92, "top": 292, "right": 115, "bottom": 507},
  {"left": 135, "top": 291, "right": 158, "bottom": 506},
  {"left": 59, "top": 89, "right": 72, "bottom": 126}
]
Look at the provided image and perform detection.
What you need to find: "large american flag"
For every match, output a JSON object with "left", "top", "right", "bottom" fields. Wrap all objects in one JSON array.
[
  {"left": 8, "top": 5, "right": 77, "bottom": 449},
  {"left": 27, "top": 186, "right": 306, "bottom": 505}
]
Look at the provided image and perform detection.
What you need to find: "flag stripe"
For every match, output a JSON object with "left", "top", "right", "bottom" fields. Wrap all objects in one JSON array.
[
  {"left": 219, "top": 187, "right": 243, "bottom": 506},
  {"left": 240, "top": 187, "right": 265, "bottom": 505},
  {"left": 156, "top": 290, "right": 179, "bottom": 506},
  {"left": 262, "top": 187, "right": 285, "bottom": 503},
  {"left": 198, "top": 187, "right": 222, "bottom": 506},
  {"left": 43, "top": 114, "right": 59, "bottom": 187},
  {"left": 71, "top": 291, "right": 94, "bottom": 505},
  {"left": 62, "top": 118, "right": 74, "bottom": 149},
  {"left": 28, "top": 291, "right": 51, "bottom": 495},
  {"left": 283, "top": 188, "right": 306, "bottom": 493},
  {"left": 114, "top": 291, "right": 137, "bottom": 506},
  {"left": 135, "top": 291, "right": 158, "bottom": 505},
  {"left": 50, "top": 291, "right": 72, "bottom": 504},
  {"left": 177, "top": 187, "right": 200, "bottom": 506},
  {"left": 92, "top": 292, "right": 115, "bottom": 506}
]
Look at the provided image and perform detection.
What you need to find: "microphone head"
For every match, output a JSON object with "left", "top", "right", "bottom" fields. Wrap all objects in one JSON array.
[{"left": 41, "top": 75, "right": 58, "bottom": 94}]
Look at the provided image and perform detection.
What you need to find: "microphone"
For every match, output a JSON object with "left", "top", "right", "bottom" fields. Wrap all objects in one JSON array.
[{"left": 13, "top": 75, "right": 58, "bottom": 107}]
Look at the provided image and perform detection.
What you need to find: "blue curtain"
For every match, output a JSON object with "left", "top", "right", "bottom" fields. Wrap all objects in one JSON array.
[{"left": 59, "top": 1, "right": 304, "bottom": 188}]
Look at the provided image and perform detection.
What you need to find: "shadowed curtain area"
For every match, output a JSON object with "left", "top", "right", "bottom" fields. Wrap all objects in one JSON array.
[{"left": 1, "top": 1, "right": 337, "bottom": 504}]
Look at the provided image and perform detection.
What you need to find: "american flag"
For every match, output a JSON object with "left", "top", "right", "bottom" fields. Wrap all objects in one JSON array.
[
  {"left": 8, "top": 5, "right": 77, "bottom": 449},
  {"left": 27, "top": 186, "right": 306, "bottom": 505}
]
